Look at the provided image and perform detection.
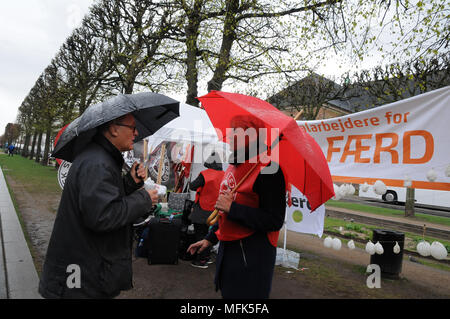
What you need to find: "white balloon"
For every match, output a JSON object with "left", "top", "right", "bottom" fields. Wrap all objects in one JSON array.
[
  {"left": 347, "top": 240, "right": 355, "bottom": 250},
  {"left": 416, "top": 241, "right": 431, "bottom": 257},
  {"left": 332, "top": 184, "right": 341, "bottom": 200},
  {"left": 332, "top": 237, "right": 342, "bottom": 250},
  {"left": 348, "top": 184, "right": 355, "bottom": 196},
  {"left": 430, "top": 241, "right": 448, "bottom": 260},
  {"left": 373, "top": 180, "right": 387, "bottom": 195},
  {"left": 393, "top": 241, "right": 401, "bottom": 254},
  {"left": 403, "top": 176, "right": 412, "bottom": 187},
  {"left": 333, "top": 183, "right": 339, "bottom": 193},
  {"left": 360, "top": 182, "right": 369, "bottom": 192},
  {"left": 324, "top": 236, "right": 333, "bottom": 248},
  {"left": 338, "top": 184, "right": 348, "bottom": 197},
  {"left": 365, "top": 241, "right": 375, "bottom": 255},
  {"left": 375, "top": 241, "right": 384, "bottom": 255},
  {"left": 426, "top": 168, "right": 437, "bottom": 182}
]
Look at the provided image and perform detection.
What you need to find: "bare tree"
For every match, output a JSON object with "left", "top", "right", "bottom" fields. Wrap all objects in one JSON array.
[
  {"left": 85, "top": 0, "right": 174, "bottom": 94},
  {"left": 56, "top": 22, "right": 114, "bottom": 116},
  {"left": 353, "top": 53, "right": 450, "bottom": 106}
]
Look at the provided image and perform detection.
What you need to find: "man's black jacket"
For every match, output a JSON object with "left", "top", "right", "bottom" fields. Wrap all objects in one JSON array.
[{"left": 39, "top": 134, "right": 152, "bottom": 298}]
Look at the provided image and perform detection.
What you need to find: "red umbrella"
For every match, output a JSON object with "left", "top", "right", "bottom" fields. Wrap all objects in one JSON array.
[{"left": 197, "top": 90, "right": 334, "bottom": 212}]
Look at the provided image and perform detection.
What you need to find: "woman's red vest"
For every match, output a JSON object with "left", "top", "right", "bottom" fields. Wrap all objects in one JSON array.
[
  {"left": 194, "top": 169, "right": 225, "bottom": 211},
  {"left": 215, "top": 161, "right": 280, "bottom": 247}
]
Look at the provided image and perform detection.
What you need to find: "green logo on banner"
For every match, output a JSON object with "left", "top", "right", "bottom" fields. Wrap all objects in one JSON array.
[{"left": 292, "top": 210, "right": 303, "bottom": 223}]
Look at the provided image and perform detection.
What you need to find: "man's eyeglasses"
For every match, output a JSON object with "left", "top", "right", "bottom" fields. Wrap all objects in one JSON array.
[{"left": 115, "top": 122, "right": 137, "bottom": 134}]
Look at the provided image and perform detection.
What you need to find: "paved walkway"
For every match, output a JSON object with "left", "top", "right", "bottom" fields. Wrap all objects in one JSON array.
[{"left": 0, "top": 165, "right": 41, "bottom": 299}]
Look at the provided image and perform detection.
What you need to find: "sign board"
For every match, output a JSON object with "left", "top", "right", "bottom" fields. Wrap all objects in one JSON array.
[
  {"left": 297, "top": 87, "right": 450, "bottom": 191},
  {"left": 57, "top": 160, "right": 72, "bottom": 189}
]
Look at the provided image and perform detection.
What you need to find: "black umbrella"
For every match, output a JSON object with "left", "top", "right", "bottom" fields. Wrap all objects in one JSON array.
[{"left": 52, "top": 92, "right": 180, "bottom": 162}]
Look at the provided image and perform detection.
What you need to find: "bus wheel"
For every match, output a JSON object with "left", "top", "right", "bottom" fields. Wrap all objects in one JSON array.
[{"left": 382, "top": 190, "right": 397, "bottom": 203}]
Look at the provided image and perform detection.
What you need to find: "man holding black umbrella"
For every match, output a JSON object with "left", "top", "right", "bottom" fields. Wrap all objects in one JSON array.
[{"left": 39, "top": 113, "right": 159, "bottom": 299}]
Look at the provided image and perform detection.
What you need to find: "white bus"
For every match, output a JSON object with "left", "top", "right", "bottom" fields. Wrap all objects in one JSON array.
[{"left": 359, "top": 185, "right": 450, "bottom": 208}]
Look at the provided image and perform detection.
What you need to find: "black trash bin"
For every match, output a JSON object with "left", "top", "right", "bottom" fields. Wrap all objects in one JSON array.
[{"left": 370, "top": 229, "right": 405, "bottom": 279}]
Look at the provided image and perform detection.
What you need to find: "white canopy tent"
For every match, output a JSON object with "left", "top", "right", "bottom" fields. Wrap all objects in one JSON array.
[
  {"left": 144, "top": 102, "right": 229, "bottom": 195},
  {"left": 146, "top": 102, "right": 220, "bottom": 150}
]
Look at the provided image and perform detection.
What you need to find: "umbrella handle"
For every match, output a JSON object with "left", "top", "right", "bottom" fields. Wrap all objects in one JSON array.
[
  {"left": 209, "top": 212, "right": 219, "bottom": 225},
  {"left": 206, "top": 209, "right": 219, "bottom": 225},
  {"left": 134, "top": 163, "right": 145, "bottom": 181}
]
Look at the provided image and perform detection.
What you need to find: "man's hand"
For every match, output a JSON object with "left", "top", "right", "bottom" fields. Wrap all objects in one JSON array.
[
  {"left": 187, "top": 239, "right": 212, "bottom": 255},
  {"left": 131, "top": 162, "right": 147, "bottom": 183},
  {"left": 146, "top": 189, "right": 159, "bottom": 205},
  {"left": 215, "top": 190, "right": 233, "bottom": 213}
]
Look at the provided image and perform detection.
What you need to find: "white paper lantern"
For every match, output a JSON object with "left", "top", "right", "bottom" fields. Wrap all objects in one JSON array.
[
  {"left": 347, "top": 240, "right": 355, "bottom": 250},
  {"left": 403, "top": 176, "right": 412, "bottom": 188},
  {"left": 360, "top": 182, "right": 369, "bottom": 192},
  {"left": 375, "top": 241, "right": 384, "bottom": 255},
  {"left": 426, "top": 168, "right": 437, "bottom": 182},
  {"left": 348, "top": 184, "right": 355, "bottom": 196},
  {"left": 446, "top": 164, "right": 450, "bottom": 177},
  {"left": 338, "top": 184, "right": 348, "bottom": 197},
  {"left": 332, "top": 184, "right": 341, "bottom": 200},
  {"left": 430, "top": 241, "right": 448, "bottom": 260},
  {"left": 393, "top": 241, "right": 400, "bottom": 254},
  {"left": 373, "top": 180, "right": 387, "bottom": 195},
  {"left": 416, "top": 241, "right": 431, "bottom": 257},
  {"left": 365, "top": 241, "right": 375, "bottom": 255},
  {"left": 324, "top": 236, "right": 333, "bottom": 248},
  {"left": 332, "top": 237, "right": 342, "bottom": 250}
]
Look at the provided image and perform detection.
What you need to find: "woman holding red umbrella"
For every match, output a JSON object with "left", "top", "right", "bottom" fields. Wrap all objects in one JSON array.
[{"left": 188, "top": 115, "right": 286, "bottom": 299}]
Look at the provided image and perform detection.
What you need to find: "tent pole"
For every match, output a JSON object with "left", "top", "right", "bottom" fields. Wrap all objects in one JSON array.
[
  {"left": 157, "top": 143, "right": 166, "bottom": 184},
  {"left": 283, "top": 214, "right": 287, "bottom": 265}
]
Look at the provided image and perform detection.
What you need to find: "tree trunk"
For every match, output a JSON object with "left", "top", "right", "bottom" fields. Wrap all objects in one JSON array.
[
  {"left": 41, "top": 128, "right": 51, "bottom": 166},
  {"left": 29, "top": 132, "right": 38, "bottom": 159},
  {"left": 79, "top": 91, "right": 88, "bottom": 116},
  {"left": 21, "top": 133, "right": 31, "bottom": 157},
  {"left": 207, "top": 0, "right": 239, "bottom": 92},
  {"left": 185, "top": 10, "right": 201, "bottom": 107},
  {"left": 35, "top": 132, "right": 43, "bottom": 163},
  {"left": 123, "top": 77, "right": 135, "bottom": 94},
  {"left": 17, "top": 133, "right": 23, "bottom": 153},
  {"left": 405, "top": 187, "right": 415, "bottom": 217}
]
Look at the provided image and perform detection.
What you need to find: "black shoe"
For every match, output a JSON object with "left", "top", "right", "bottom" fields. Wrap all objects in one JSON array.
[{"left": 191, "top": 259, "right": 208, "bottom": 269}]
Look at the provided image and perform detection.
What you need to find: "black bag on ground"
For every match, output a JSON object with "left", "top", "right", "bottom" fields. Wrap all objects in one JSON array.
[
  {"left": 135, "top": 226, "right": 150, "bottom": 258},
  {"left": 182, "top": 199, "right": 194, "bottom": 225},
  {"left": 147, "top": 216, "right": 182, "bottom": 265},
  {"left": 178, "top": 225, "right": 197, "bottom": 261}
]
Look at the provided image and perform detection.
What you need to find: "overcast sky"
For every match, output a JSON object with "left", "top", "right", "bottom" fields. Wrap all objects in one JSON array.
[
  {"left": 0, "top": 1, "right": 391, "bottom": 138},
  {"left": 0, "top": 1, "right": 93, "bottom": 136}
]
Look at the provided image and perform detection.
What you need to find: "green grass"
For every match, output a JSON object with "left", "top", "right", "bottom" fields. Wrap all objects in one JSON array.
[
  {"left": 0, "top": 153, "right": 61, "bottom": 195},
  {"left": 0, "top": 152, "right": 56, "bottom": 275},
  {"left": 326, "top": 199, "right": 450, "bottom": 227}
]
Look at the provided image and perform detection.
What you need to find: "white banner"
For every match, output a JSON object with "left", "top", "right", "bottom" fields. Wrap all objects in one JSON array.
[
  {"left": 286, "top": 185, "right": 325, "bottom": 237},
  {"left": 297, "top": 86, "right": 450, "bottom": 191}
]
